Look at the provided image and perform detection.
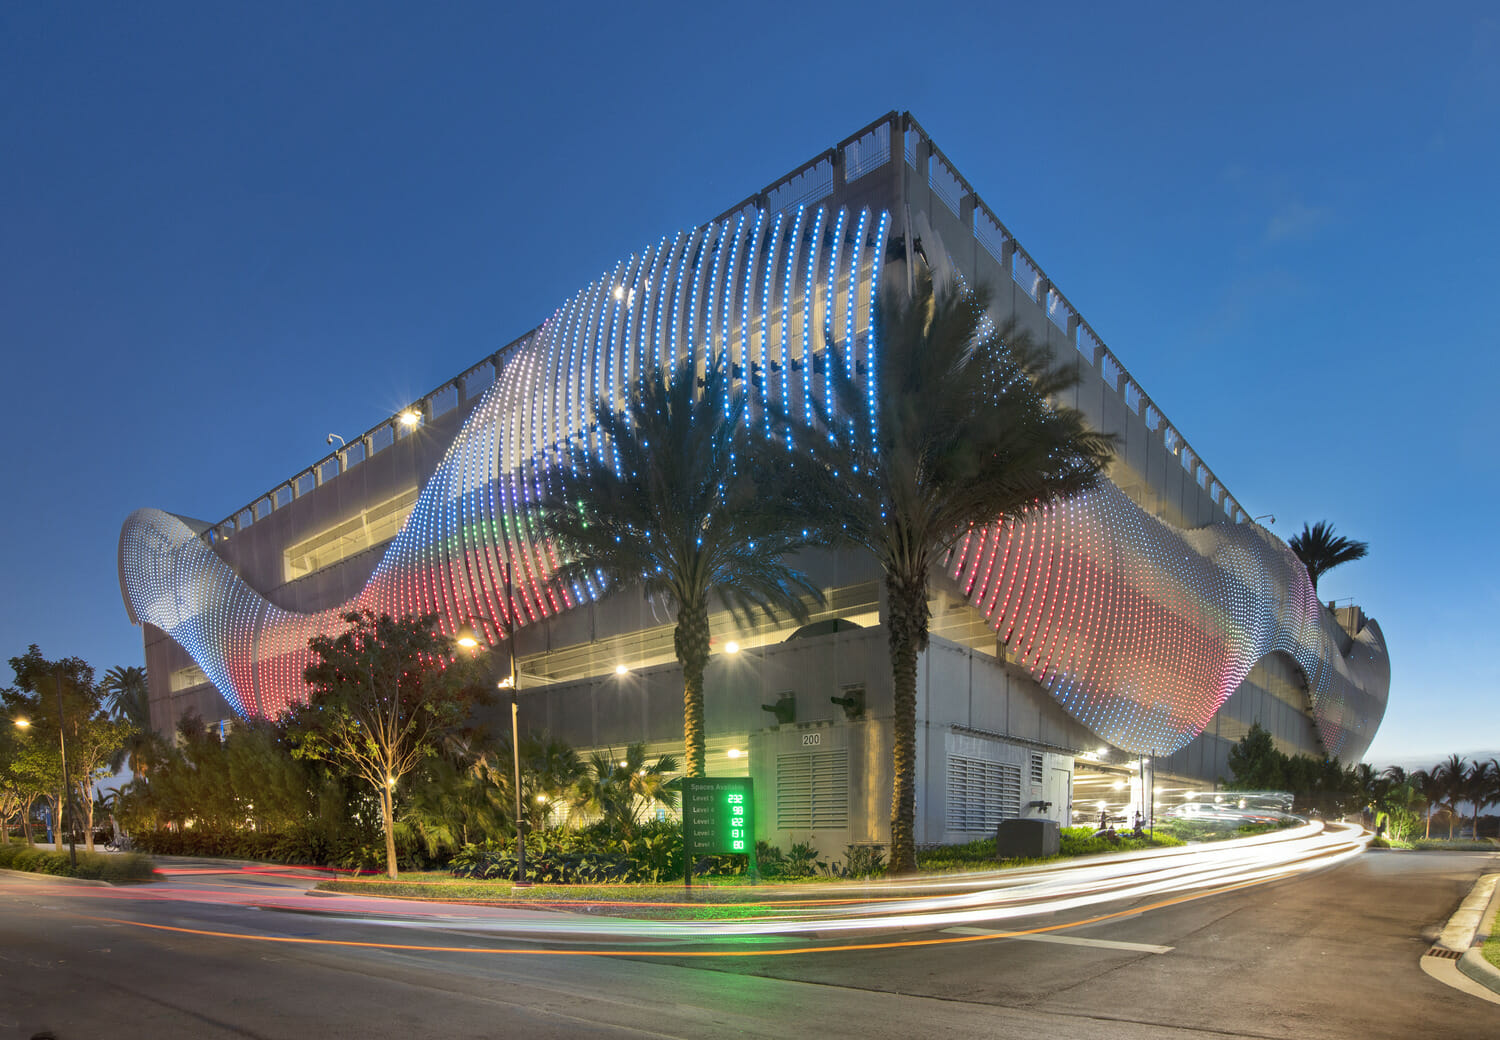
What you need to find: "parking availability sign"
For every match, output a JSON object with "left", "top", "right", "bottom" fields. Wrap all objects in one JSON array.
[{"left": 681, "top": 777, "right": 758, "bottom": 885}]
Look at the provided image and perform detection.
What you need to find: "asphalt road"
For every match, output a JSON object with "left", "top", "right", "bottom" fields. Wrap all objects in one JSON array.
[{"left": 1, "top": 849, "right": 1496, "bottom": 1040}]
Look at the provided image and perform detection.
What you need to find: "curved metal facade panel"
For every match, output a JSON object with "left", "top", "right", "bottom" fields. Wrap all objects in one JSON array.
[
  {"left": 119, "top": 202, "right": 1388, "bottom": 759},
  {"left": 120, "top": 205, "right": 892, "bottom": 720},
  {"left": 947, "top": 482, "right": 1388, "bottom": 759}
]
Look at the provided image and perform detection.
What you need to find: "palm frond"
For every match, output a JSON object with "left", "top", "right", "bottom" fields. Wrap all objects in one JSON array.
[{"left": 1288, "top": 521, "right": 1368, "bottom": 591}]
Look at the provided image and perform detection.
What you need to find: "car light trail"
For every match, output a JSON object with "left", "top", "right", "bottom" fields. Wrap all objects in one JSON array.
[
  {"left": 15, "top": 821, "right": 1371, "bottom": 957},
  {"left": 352, "top": 820, "right": 1368, "bottom": 940}
]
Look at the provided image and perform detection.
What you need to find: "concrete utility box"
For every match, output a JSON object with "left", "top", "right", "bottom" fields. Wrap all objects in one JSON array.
[{"left": 996, "top": 818, "right": 1059, "bottom": 859}]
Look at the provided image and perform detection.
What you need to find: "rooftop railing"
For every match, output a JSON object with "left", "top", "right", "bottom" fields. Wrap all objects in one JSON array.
[
  {"left": 210, "top": 111, "right": 1249, "bottom": 547},
  {"left": 716, "top": 111, "right": 1249, "bottom": 526},
  {"left": 203, "top": 331, "right": 534, "bottom": 546}
]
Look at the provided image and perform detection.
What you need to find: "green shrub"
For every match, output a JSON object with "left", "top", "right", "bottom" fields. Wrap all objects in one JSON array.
[
  {"left": 1059, "top": 825, "right": 1182, "bottom": 856},
  {"left": 754, "top": 840, "right": 822, "bottom": 879},
  {"left": 785, "top": 841, "right": 819, "bottom": 876},
  {"left": 916, "top": 827, "right": 1184, "bottom": 871},
  {"left": 34, "top": 851, "right": 71, "bottom": 875},
  {"left": 917, "top": 837, "right": 996, "bottom": 869},
  {"left": 12, "top": 847, "right": 46, "bottom": 872},
  {"left": 125, "top": 824, "right": 400, "bottom": 870},
  {"left": 0, "top": 844, "right": 156, "bottom": 882},
  {"left": 1411, "top": 838, "right": 1497, "bottom": 852},
  {"left": 754, "top": 840, "right": 786, "bottom": 875},
  {"left": 817, "top": 844, "right": 886, "bottom": 879},
  {"left": 450, "top": 821, "right": 755, "bottom": 884}
]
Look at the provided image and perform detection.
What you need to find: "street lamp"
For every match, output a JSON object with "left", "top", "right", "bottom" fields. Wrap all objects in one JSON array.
[{"left": 456, "top": 606, "right": 529, "bottom": 890}]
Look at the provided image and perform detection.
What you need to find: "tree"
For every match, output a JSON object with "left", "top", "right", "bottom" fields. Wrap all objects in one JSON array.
[
  {"left": 569, "top": 744, "right": 680, "bottom": 838},
  {"left": 1463, "top": 758, "right": 1498, "bottom": 840},
  {"left": 114, "top": 712, "right": 351, "bottom": 846},
  {"left": 4, "top": 647, "right": 129, "bottom": 852},
  {"left": 1375, "top": 767, "right": 1424, "bottom": 843},
  {"left": 1227, "top": 724, "right": 1287, "bottom": 790},
  {"left": 806, "top": 270, "right": 1113, "bottom": 873},
  {"left": 1410, "top": 768, "right": 1445, "bottom": 839},
  {"left": 0, "top": 712, "right": 49, "bottom": 844},
  {"left": 1433, "top": 754, "right": 1469, "bottom": 839},
  {"left": 395, "top": 752, "right": 510, "bottom": 862},
  {"left": 0, "top": 722, "right": 29, "bottom": 843},
  {"left": 101, "top": 664, "right": 157, "bottom": 775},
  {"left": 541, "top": 354, "right": 826, "bottom": 778},
  {"left": 477, "top": 735, "right": 584, "bottom": 834},
  {"left": 1288, "top": 521, "right": 1368, "bottom": 592},
  {"left": 1350, "top": 762, "right": 1379, "bottom": 812},
  {"left": 288, "top": 611, "right": 485, "bottom": 878}
]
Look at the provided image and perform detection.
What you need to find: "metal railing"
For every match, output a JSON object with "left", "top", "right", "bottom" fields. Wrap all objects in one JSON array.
[
  {"left": 204, "top": 331, "right": 535, "bottom": 545},
  {"left": 210, "top": 111, "right": 1251, "bottom": 546}
]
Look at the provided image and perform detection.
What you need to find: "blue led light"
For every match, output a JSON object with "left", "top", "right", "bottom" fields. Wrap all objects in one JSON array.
[{"left": 117, "top": 205, "right": 1388, "bottom": 764}]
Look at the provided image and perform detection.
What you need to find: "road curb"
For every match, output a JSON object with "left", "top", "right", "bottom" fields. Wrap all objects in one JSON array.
[
  {"left": 1458, "top": 948, "right": 1500, "bottom": 991},
  {"left": 0, "top": 867, "right": 114, "bottom": 887},
  {"left": 1430, "top": 871, "right": 1500, "bottom": 998}
]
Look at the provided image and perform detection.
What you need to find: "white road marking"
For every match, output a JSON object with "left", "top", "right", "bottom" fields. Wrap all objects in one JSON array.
[{"left": 941, "top": 926, "right": 1173, "bottom": 954}]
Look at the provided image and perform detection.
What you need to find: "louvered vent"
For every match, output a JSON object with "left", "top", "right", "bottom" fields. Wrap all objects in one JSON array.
[
  {"left": 776, "top": 748, "right": 849, "bottom": 828},
  {"left": 947, "top": 756, "right": 1022, "bottom": 832}
]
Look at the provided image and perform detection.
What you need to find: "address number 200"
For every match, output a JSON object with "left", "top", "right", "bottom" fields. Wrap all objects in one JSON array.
[{"left": 801, "top": 733, "right": 822, "bottom": 746}]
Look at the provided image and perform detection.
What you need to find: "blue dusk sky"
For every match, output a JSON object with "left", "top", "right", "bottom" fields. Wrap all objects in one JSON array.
[{"left": 2, "top": 4, "right": 1495, "bottom": 768}]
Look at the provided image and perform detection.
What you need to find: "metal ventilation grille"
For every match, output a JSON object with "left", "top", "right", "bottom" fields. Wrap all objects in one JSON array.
[
  {"left": 776, "top": 749, "right": 849, "bottom": 829},
  {"left": 1029, "top": 753, "right": 1045, "bottom": 785},
  {"left": 947, "top": 757, "right": 1022, "bottom": 832}
]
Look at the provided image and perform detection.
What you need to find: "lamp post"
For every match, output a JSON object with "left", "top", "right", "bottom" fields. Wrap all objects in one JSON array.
[{"left": 457, "top": 601, "right": 529, "bottom": 890}]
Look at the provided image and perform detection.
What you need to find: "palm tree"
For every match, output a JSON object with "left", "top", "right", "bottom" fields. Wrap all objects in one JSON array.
[
  {"left": 541, "top": 355, "right": 825, "bottom": 778},
  {"left": 1411, "top": 768, "right": 1444, "bottom": 838},
  {"left": 1288, "top": 521, "right": 1368, "bottom": 592},
  {"left": 1464, "top": 759, "right": 1498, "bottom": 841},
  {"left": 1434, "top": 754, "right": 1469, "bottom": 839},
  {"left": 396, "top": 753, "right": 510, "bottom": 860},
  {"left": 808, "top": 269, "right": 1113, "bottom": 874},
  {"left": 570, "top": 744, "right": 680, "bottom": 837},
  {"left": 100, "top": 665, "right": 155, "bottom": 775},
  {"left": 474, "top": 735, "right": 583, "bottom": 833},
  {"left": 100, "top": 665, "right": 148, "bottom": 722},
  {"left": 1374, "top": 766, "right": 1423, "bottom": 843},
  {"left": 1351, "top": 762, "right": 1379, "bottom": 816}
]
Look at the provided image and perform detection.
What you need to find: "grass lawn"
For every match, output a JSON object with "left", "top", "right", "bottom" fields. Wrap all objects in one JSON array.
[{"left": 1485, "top": 898, "right": 1500, "bottom": 970}]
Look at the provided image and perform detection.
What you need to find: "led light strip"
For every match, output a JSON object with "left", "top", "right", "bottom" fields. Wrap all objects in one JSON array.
[{"left": 119, "top": 208, "right": 1386, "bottom": 760}]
